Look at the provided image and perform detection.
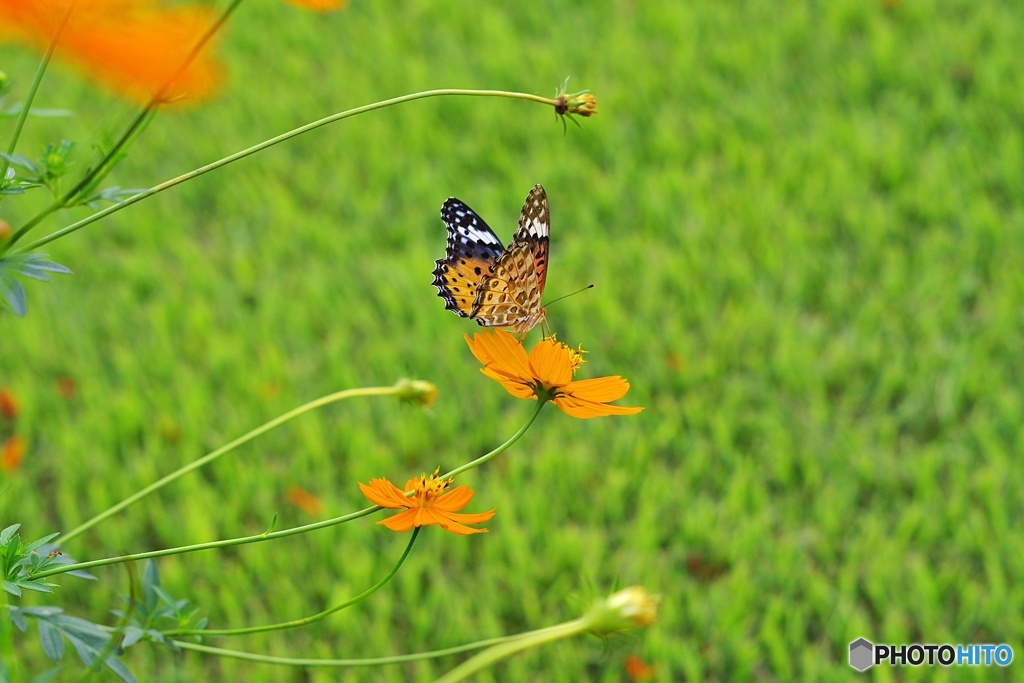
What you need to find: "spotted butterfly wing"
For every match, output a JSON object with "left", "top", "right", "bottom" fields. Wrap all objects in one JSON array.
[
  {"left": 432, "top": 185, "right": 551, "bottom": 335},
  {"left": 431, "top": 198, "right": 505, "bottom": 318}
]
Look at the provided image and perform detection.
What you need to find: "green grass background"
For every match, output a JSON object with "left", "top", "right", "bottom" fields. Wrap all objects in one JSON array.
[{"left": 3, "top": 0, "right": 1024, "bottom": 680}]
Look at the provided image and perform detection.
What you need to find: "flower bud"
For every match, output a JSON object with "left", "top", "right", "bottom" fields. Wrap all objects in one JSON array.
[{"left": 583, "top": 586, "right": 659, "bottom": 635}]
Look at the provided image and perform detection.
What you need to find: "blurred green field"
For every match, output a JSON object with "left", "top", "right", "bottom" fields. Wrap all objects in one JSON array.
[{"left": 3, "top": 0, "right": 1024, "bottom": 680}]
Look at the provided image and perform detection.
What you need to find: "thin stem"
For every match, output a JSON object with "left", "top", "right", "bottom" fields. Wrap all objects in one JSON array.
[
  {"left": 1, "top": 595, "right": 21, "bottom": 683},
  {"left": 64, "top": 0, "right": 243, "bottom": 206},
  {"left": 34, "top": 504, "right": 379, "bottom": 579},
  {"left": 442, "top": 399, "right": 546, "bottom": 480},
  {"left": 59, "top": 385, "right": 401, "bottom": 546},
  {"left": 164, "top": 626, "right": 567, "bottom": 668},
  {"left": 35, "top": 398, "right": 546, "bottom": 579},
  {"left": 10, "top": 89, "right": 561, "bottom": 255},
  {"left": 0, "top": 0, "right": 77, "bottom": 180},
  {"left": 3, "top": 0, "right": 245, "bottom": 252},
  {"left": 435, "top": 619, "right": 589, "bottom": 683},
  {"left": 166, "top": 529, "right": 419, "bottom": 637}
]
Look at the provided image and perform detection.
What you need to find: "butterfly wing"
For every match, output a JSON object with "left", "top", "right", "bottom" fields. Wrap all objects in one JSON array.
[
  {"left": 512, "top": 184, "right": 551, "bottom": 298},
  {"left": 471, "top": 241, "right": 546, "bottom": 333},
  {"left": 432, "top": 198, "right": 505, "bottom": 318}
]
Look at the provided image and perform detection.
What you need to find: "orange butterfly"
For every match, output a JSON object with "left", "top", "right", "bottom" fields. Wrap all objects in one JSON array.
[{"left": 432, "top": 185, "right": 550, "bottom": 335}]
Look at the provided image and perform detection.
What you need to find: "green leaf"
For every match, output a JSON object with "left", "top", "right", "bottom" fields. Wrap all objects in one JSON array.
[
  {"left": 0, "top": 152, "right": 38, "bottom": 173},
  {"left": 0, "top": 525, "right": 20, "bottom": 545},
  {"left": 0, "top": 254, "right": 72, "bottom": 317},
  {"left": 17, "top": 608, "right": 137, "bottom": 683},
  {"left": 22, "top": 532, "right": 60, "bottom": 555},
  {"left": 16, "top": 579, "right": 55, "bottom": 594},
  {"left": 37, "top": 619, "right": 63, "bottom": 661},
  {"left": 0, "top": 272, "right": 26, "bottom": 317},
  {"left": 121, "top": 626, "right": 145, "bottom": 649},
  {"left": 26, "top": 667, "right": 64, "bottom": 683},
  {"left": 8, "top": 607, "right": 27, "bottom": 632}
]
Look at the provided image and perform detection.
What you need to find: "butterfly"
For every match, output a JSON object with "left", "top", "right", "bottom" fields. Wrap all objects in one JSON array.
[{"left": 432, "top": 184, "right": 550, "bottom": 336}]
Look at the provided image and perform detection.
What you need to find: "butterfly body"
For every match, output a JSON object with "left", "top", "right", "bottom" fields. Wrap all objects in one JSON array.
[{"left": 432, "top": 185, "right": 550, "bottom": 335}]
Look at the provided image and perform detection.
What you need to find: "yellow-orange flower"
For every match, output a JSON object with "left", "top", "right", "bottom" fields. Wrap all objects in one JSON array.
[
  {"left": 465, "top": 329, "right": 643, "bottom": 419},
  {"left": 569, "top": 93, "right": 598, "bottom": 117},
  {"left": 286, "top": 485, "right": 323, "bottom": 517},
  {"left": 0, "top": 388, "right": 18, "bottom": 421},
  {"left": 359, "top": 470, "right": 494, "bottom": 535},
  {"left": 0, "top": 0, "right": 222, "bottom": 104},
  {"left": 280, "top": 0, "right": 348, "bottom": 11},
  {"left": 1, "top": 435, "right": 26, "bottom": 472}
]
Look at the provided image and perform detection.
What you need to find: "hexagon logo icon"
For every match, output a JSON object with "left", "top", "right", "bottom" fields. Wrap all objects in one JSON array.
[{"left": 849, "top": 638, "right": 874, "bottom": 671}]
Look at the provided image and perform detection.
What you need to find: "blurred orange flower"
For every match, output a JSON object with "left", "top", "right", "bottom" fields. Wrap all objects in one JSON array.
[
  {"left": 2, "top": 435, "right": 26, "bottom": 472},
  {"left": 359, "top": 470, "right": 494, "bottom": 535},
  {"left": 624, "top": 655, "right": 655, "bottom": 681},
  {"left": 0, "top": 0, "right": 222, "bottom": 104},
  {"left": 281, "top": 0, "right": 348, "bottom": 11},
  {"left": 0, "top": 388, "right": 18, "bottom": 421},
  {"left": 56, "top": 376, "right": 77, "bottom": 399},
  {"left": 287, "top": 485, "right": 323, "bottom": 516},
  {"left": 465, "top": 329, "right": 644, "bottom": 419}
]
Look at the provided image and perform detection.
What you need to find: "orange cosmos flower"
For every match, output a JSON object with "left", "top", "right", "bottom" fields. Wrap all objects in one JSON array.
[
  {"left": 359, "top": 470, "right": 495, "bottom": 536},
  {"left": 280, "top": 0, "right": 348, "bottom": 11},
  {"left": 0, "top": 388, "right": 18, "bottom": 421},
  {"left": 2, "top": 435, "right": 26, "bottom": 472},
  {"left": 465, "top": 329, "right": 644, "bottom": 419},
  {"left": 286, "top": 485, "right": 323, "bottom": 516},
  {"left": 624, "top": 655, "right": 656, "bottom": 682},
  {"left": 0, "top": 0, "right": 222, "bottom": 104}
]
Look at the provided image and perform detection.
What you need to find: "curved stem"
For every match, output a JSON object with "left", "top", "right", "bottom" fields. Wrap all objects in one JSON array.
[
  {"left": 3, "top": 0, "right": 245, "bottom": 252},
  {"left": 0, "top": 0, "right": 76, "bottom": 183},
  {"left": 36, "top": 398, "right": 546, "bottom": 579},
  {"left": 59, "top": 385, "right": 401, "bottom": 546},
  {"left": 35, "top": 503, "right": 379, "bottom": 579},
  {"left": 435, "top": 619, "right": 589, "bottom": 683},
  {"left": 442, "top": 400, "right": 546, "bottom": 480},
  {"left": 166, "top": 529, "right": 419, "bottom": 637},
  {"left": 64, "top": 0, "right": 243, "bottom": 206},
  {"left": 164, "top": 626, "right": 564, "bottom": 668},
  {"left": 10, "top": 89, "right": 560, "bottom": 255}
]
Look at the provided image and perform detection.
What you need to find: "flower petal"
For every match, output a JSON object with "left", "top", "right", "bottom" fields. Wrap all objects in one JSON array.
[
  {"left": 481, "top": 368, "right": 537, "bottom": 399},
  {"left": 434, "top": 484, "right": 475, "bottom": 512},
  {"left": 359, "top": 479, "right": 412, "bottom": 509},
  {"left": 0, "top": 0, "right": 223, "bottom": 104},
  {"left": 564, "top": 376, "right": 633, "bottom": 403},
  {"left": 1, "top": 435, "right": 26, "bottom": 472},
  {"left": 435, "top": 509, "right": 494, "bottom": 535},
  {"left": 378, "top": 508, "right": 419, "bottom": 532},
  {"left": 528, "top": 339, "right": 574, "bottom": 387},
  {"left": 280, "top": 0, "right": 348, "bottom": 11},
  {"left": 553, "top": 394, "right": 644, "bottom": 419},
  {"left": 466, "top": 330, "right": 533, "bottom": 381}
]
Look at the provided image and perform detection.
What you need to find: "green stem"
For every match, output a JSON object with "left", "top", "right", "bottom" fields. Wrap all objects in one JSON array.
[
  {"left": 166, "top": 528, "right": 419, "bottom": 637},
  {"left": 10, "top": 88, "right": 560, "bottom": 255},
  {"left": 1, "top": 594, "right": 21, "bottom": 683},
  {"left": 35, "top": 397, "right": 545, "bottom": 579},
  {"left": 2, "top": 0, "right": 245, "bottom": 252},
  {"left": 435, "top": 619, "right": 589, "bottom": 683},
  {"left": 58, "top": 384, "right": 401, "bottom": 546},
  {"left": 164, "top": 628, "right": 557, "bottom": 668},
  {"left": 35, "top": 503, "right": 378, "bottom": 579},
  {"left": 441, "top": 399, "right": 546, "bottom": 480},
  {"left": 0, "top": 0, "right": 76, "bottom": 183}
]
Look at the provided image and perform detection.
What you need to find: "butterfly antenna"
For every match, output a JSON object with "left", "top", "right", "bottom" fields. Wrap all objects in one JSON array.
[{"left": 543, "top": 284, "right": 595, "bottom": 309}]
